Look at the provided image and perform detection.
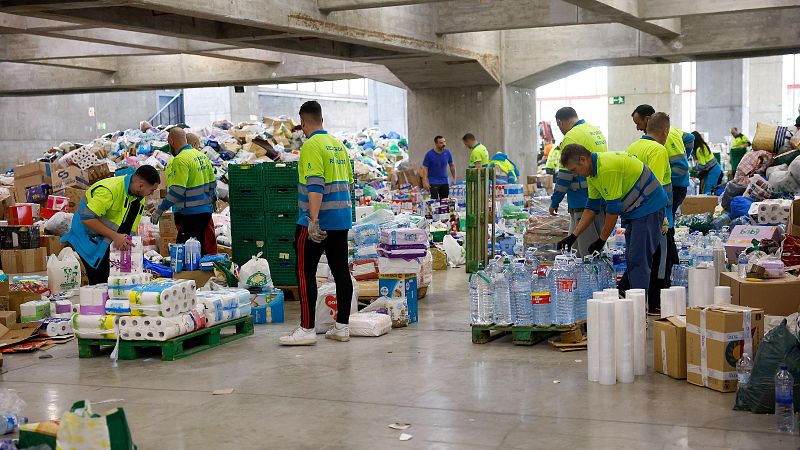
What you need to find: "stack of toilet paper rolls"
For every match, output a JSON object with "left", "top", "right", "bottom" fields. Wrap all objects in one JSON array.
[
  {"left": 587, "top": 289, "right": 647, "bottom": 386},
  {"left": 37, "top": 317, "right": 73, "bottom": 337},
  {"left": 749, "top": 199, "right": 792, "bottom": 225},
  {"left": 118, "top": 306, "right": 207, "bottom": 341},
  {"left": 129, "top": 279, "right": 197, "bottom": 317},
  {"left": 79, "top": 284, "right": 109, "bottom": 315}
]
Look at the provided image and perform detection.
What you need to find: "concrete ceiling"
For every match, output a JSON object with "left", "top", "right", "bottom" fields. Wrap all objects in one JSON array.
[{"left": 0, "top": 0, "right": 798, "bottom": 94}]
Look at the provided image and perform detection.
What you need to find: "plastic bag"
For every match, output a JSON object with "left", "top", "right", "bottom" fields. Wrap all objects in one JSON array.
[
  {"left": 56, "top": 400, "right": 136, "bottom": 450},
  {"left": 315, "top": 278, "right": 359, "bottom": 333},
  {"left": 45, "top": 211, "right": 73, "bottom": 236},
  {"left": 351, "top": 223, "right": 380, "bottom": 246},
  {"left": 442, "top": 235, "right": 466, "bottom": 266},
  {"left": 47, "top": 247, "right": 81, "bottom": 294},
  {"left": 213, "top": 259, "right": 239, "bottom": 287},
  {"left": 361, "top": 296, "right": 409, "bottom": 328},
  {"left": 348, "top": 312, "right": 391, "bottom": 337},
  {"left": 238, "top": 252, "right": 272, "bottom": 288},
  {"left": 730, "top": 196, "right": 753, "bottom": 219},
  {"left": 734, "top": 319, "right": 800, "bottom": 413}
]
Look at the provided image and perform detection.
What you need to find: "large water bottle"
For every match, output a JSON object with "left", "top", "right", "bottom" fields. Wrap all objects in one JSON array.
[
  {"left": 184, "top": 237, "right": 201, "bottom": 271},
  {"left": 531, "top": 265, "right": 552, "bottom": 325},
  {"left": 574, "top": 257, "right": 593, "bottom": 321},
  {"left": 512, "top": 263, "right": 532, "bottom": 325},
  {"left": 738, "top": 251, "right": 749, "bottom": 279},
  {"left": 671, "top": 264, "right": 689, "bottom": 289},
  {"left": 598, "top": 253, "right": 616, "bottom": 289},
  {"left": 775, "top": 363, "right": 796, "bottom": 433},
  {"left": 0, "top": 414, "right": 27, "bottom": 435},
  {"left": 493, "top": 259, "right": 512, "bottom": 325},
  {"left": 551, "top": 255, "right": 576, "bottom": 325},
  {"left": 469, "top": 263, "right": 495, "bottom": 325},
  {"left": 736, "top": 352, "right": 753, "bottom": 390}
]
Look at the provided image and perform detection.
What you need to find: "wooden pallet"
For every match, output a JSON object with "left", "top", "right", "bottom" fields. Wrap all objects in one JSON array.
[
  {"left": 471, "top": 322, "right": 583, "bottom": 346},
  {"left": 77, "top": 316, "right": 254, "bottom": 361}
]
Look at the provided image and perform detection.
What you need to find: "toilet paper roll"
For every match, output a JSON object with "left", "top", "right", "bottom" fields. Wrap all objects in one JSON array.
[
  {"left": 55, "top": 299, "right": 72, "bottom": 314},
  {"left": 660, "top": 289, "right": 675, "bottom": 318},
  {"left": 688, "top": 267, "right": 716, "bottom": 308},
  {"left": 714, "top": 286, "right": 731, "bottom": 304},
  {"left": 38, "top": 321, "right": 62, "bottom": 337},
  {"left": 598, "top": 300, "right": 616, "bottom": 386},
  {"left": 628, "top": 291, "right": 647, "bottom": 376},
  {"left": 72, "top": 314, "right": 116, "bottom": 331},
  {"left": 669, "top": 286, "right": 687, "bottom": 316},
  {"left": 615, "top": 299, "right": 634, "bottom": 384}
]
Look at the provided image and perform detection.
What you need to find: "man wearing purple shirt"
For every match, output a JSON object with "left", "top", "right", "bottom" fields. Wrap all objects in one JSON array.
[{"left": 421, "top": 135, "right": 456, "bottom": 199}]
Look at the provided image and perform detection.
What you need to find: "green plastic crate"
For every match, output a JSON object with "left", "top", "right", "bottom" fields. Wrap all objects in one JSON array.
[
  {"left": 267, "top": 211, "right": 297, "bottom": 236},
  {"left": 270, "top": 263, "right": 297, "bottom": 286},
  {"left": 264, "top": 161, "right": 298, "bottom": 187},
  {"left": 266, "top": 238, "right": 294, "bottom": 261},
  {"left": 232, "top": 238, "right": 266, "bottom": 266},
  {"left": 266, "top": 186, "right": 297, "bottom": 212},
  {"left": 230, "top": 220, "right": 266, "bottom": 239},
  {"left": 229, "top": 192, "right": 267, "bottom": 211},
  {"left": 228, "top": 163, "right": 265, "bottom": 188}
]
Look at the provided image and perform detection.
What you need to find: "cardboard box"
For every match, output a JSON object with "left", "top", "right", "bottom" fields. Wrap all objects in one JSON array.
[
  {"left": 724, "top": 225, "right": 782, "bottom": 261},
  {"left": 174, "top": 270, "right": 214, "bottom": 287},
  {"left": 391, "top": 168, "right": 422, "bottom": 191},
  {"left": 50, "top": 166, "right": 90, "bottom": 192},
  {"left": 217, "top": 244, "right": 232, "bottom": 257},
  {"left": 14, "top": 162, "right": 56, "bottom": 181},
  {"left": 686, "top": 305, "right": 764, "bottom": 392},
  {"left": 252, "top": 289, "right": 285, "bottom": 324},
  {"left": 681, "top": 195, "right": 719, "bottom": 215},
  {"left": 159, "top": 211, "right": 178, "bottom": 237},
  {"left": 158, "top": 236, "right": 177, "bottom": 256},
  {"left": 86, "top": 163, "right": 112, "bottom": 184},
  {"left": 379, "top": 274, "right": 418, "bottom": 323},
  {"left": 1, "top": 247, "right": 47, "bottom": 273},
  {"left": 0, "top": 311, "right": 15, "bottom": 327},
  {"left": 0, "top": 321, "right": 39, "bottom": 348},
  {"left": 9, "top": 291, "right": 40, "bottom": 322},
  {"left": 654, "top": 316, "right": 687, "bottom": 379},
  {"left": 789, "top": 199, "right": 800, "bottom": 237},
  {"left": 40, "top": 234, "right": 66, "bottom": 256},
  {"left": 63, "top": 186, "right": 86, "bottom": 213},
  {"left": 718, "top": 272, "right": 800, "bottom": 316},
  {"left": 0, "top": 192, "right": 15, "bottom": 221}
]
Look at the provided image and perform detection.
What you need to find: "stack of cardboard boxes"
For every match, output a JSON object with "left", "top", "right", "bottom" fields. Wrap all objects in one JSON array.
[
  {"left": 526, "top": 175, "right": 553, "bottom": 196},
  {"left": 157, "top": 212, "right": 178, "bottom": 256}
]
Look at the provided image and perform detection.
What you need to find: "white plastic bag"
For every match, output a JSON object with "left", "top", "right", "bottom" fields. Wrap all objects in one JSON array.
[
  {"left": 47, "top": 247, "right": 81, "bottom": 293},
  {"left": 238, "top": 252, "right": 272, "bottom": 288},
  {"left": 315, "top": 277, "right": 359, "bottom": 333},
  {"left": 45, "top": 211, "right": 74, "bottom": 236},
  {"left": 360, "top": 296, "right": 409, "bottom": 328},
  {"left": 348, "top": 312, "right": 391, "bottom": 337},
  {"left": 442, "top": 235, "right": 466, "bottom": 267}
]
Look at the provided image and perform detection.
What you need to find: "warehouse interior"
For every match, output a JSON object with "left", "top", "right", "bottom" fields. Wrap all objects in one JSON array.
[{"left": 1, "top": 1, "right": 800, "bottom": 448}]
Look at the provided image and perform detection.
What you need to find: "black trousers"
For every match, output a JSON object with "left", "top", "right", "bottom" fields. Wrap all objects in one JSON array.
[
  {"left": 294, "top": 225, "right": 353, "bottom": 329},
  {"left": 672, "top": 186, "right": 687, "bottom": 217},
  {"left": 82, "top": 248, "right": 110, "bottom": 286},
  {"left": 175, "top": 212, "right": 212, "bottom": 255},
  {"left": 429, "top": 184, "right": 450, "bottom": 199}
]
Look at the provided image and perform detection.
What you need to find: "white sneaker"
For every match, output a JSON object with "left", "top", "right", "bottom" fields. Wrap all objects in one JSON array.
[
  {"left": 325, "top": 323, "right": 350, "bottom": 342},
  {"left": 279, "top": 327, "right": 316, "bottom": 346}
]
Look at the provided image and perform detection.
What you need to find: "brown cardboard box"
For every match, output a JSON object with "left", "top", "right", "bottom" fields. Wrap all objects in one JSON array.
[
  {"left": 391, "top": 168, "right": 422, "bottom": 190},
  {"left": 527, "top": 175, "right": 537, "bottom": 185},
  {"left": 14, "top": 162, "right": 57, "bottom": 180},
  {"left": 64, "top": 186, "right": 86, "bottom": 213},
  {"left": 789, "top": 199, "right": 800, "bottom": 237},
  {"left": 158, "top": 236, "right": 177, "bottom": 256},
  {"left": 0, "top": 322, "right": 39, "bottom": 348},
  {"left": 0, "top": 311, "right": 17, "bottom": 327},
  {"left": 654, "top": 316, "right": 687, "bottom": 379},
  {"left": 159, "top": 211, "right": 178, "bottom": 238},
  {"left": 0, "top": 192, "right": 15, "bottom": 221},
  {"left": 1, "top": 247, "right": 47, "bottom": 274},
  {"left": 40, "top": 235, "right": 66, "bottom": 256},
  {"left": 50, "top": 166, "right": 90, "bottom": 192},
  {"left": 718, "top": 272, "right": 800, "bottom": 316},
  {"left": 523, "top": 184, "right": 536, "bottom": 196},
  {"left": 680, "top": 195, "right": 719, "bottom": 215},
  {"left": 686, "top": 305, "right": 764, "bottom": 392},
  {"left": 174, "top": 270, "right": 214, "bottom": 287},
  {"left": 86, "top": 163, "right": 112, "bottom": 184},
  {"left": 217, "top": 244, "right": 232, "bottom": 257},
  {"left": 9, "top": 291, "right": 40, "bottom": 322}
]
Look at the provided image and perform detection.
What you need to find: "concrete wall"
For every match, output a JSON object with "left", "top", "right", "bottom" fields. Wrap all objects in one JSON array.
[
  {"left": 696, "top": 59, "right": 746, "bottom": 143},
  {"left": 259, "top": 91, "right": 369, "bottom": 134},
  {"left": 368, "top": 80, "right": 408, "bottom": 137},
  {"left": 747, "top": 56, "right": 783, "bottom": 135},
  {"left": 503, "top": 86, "right": 536, "bottom": 180},
  {"left": 0, "top": 91, "right": 156, "bottom": 170}
]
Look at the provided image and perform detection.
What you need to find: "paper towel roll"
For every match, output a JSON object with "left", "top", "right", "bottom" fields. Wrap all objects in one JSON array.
[
  {"left": 587, "top": 298, "right": 600, "bottom": 382},
  {"left": 598, "top": 300, "right": 616, "bottom": 385},
  {"left": 73, "top": 314, "right": 115, "bottom": 331},
  {"left": 688, "top": 267, "right": 716, "bottom": 307},
  {"left": 660, "top": 289, "right": 675, "bottom": 318},
  {"left": 669, "top": 286, "right": 687, "bottom": 316},
  {"left": 714, "top": 286, "right": 731, "bottom": 304},
  {"left": 615, "top": 299, "right": 634, "bottom": 383},
  {"left": 628, "top": 291, "right": 647, "bottom": 376}
]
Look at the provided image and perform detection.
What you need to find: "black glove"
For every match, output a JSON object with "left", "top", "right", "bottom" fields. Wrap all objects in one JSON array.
[
  {"left": 557, "top": 234, "right": 578, "bottom": 250},
  {"left": 587, "top": 238, "right": 607, "bottom": 254},
  {"left": 697, "top": 169, "right": 708, "bottom": 178}
]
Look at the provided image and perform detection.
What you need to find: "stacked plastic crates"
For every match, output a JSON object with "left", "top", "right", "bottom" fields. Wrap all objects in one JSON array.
[
  {"left": 229, "top": 163, "right": 267, "bottom": 266},
  {"left": 263, "top": 162, "right": 299, "bottom": 286}
]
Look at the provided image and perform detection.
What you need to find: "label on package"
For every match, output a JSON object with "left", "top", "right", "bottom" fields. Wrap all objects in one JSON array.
[{"left": 531, "top": 292, "right": 551, "bottom": 305}]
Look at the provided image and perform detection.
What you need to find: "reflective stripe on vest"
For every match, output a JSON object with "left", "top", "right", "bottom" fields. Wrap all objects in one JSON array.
[{"left": 621, "top": 166, "right": 661, "bottom": 213}]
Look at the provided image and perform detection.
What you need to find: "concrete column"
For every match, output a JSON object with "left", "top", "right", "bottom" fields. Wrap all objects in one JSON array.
[
  {"left": 747, "top": 56, "right": 783, "bottom": 134},
  {"left": 368, "top": 80, "right": 408, "bottom": 137},
  {"left": 184, "top": 85, "right": 260, "bottom": 127},
  {"left": 407, "top": 84, "right": 536, "bottom": 180},
  {"left": 607, "top": 63, "right": 679, "bottom": 150},
  {"left": 696, "top": 59, "right": 746, "bottom": 143}
]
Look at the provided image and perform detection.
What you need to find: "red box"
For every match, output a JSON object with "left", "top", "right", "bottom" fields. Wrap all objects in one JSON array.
[
  {"left": 8, "top": 205, "right": 33, "bottom": 226},
  {"left": 46, "top": 195, "right": 69, "bottom": 212},
  {"left": 39, "top": 208, "right": 58, "bottom": 220}
]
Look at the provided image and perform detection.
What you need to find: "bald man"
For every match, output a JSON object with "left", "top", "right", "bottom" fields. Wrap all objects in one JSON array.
[
  {"left": 186, "top": 132, "right": 201, "bottom": 149},
  {"left": 151, "top": 128, "right": 218, "bottom": 255}
]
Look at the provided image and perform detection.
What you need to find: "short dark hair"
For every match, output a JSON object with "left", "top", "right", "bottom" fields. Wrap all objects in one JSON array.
[
  {"left": 632, "top": 104, "right": 655, "bottom": 118},
  {"left": 560, "top": 143, "right": 591, "bottom": 167},
  {"left": 462, "top": 133, "right": 475, "bottom": 142},
  {"left": 555, "top": 107, "right": 578, "bottom": 121},
  {"left": 134, "top": 165, "right": 160, "bottom": 185},
  {"left": 299, "top": 101, "right": 323, "bottom": 122},
  {"left": 646, "top": 112, "right": 670, "bottom": 135},
  {"left": 434, "top": 135, "right": 444, "bottom": 144}
]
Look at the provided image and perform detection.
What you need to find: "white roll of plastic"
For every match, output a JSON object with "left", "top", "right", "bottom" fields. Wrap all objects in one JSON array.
[
  {"left": 669, "top": 286, "right": 687, "bottom": 316},
  {"left": 688, "top": 267, "right": 716, "bottom": 307},
  {"left": 628, "top": 291, "right": 647, "bottom": 376},
  {"left": 714, "top": 286, "right": 731, "bottom": 304},
  {"left": 587, "top": 298, "right": 600, "bottom": 382},
  {"left": 627, "top": 289, "right": 646, "bottom": 297},
  {"left": 598, "top": 299, "right": 617, "bottom": 385},
  {"left": 660, "top": 289, "right": 675, "bottom": 318},
  {"left": 615, "top": 299, "right": 635, "bottom": 383},
  {"left": 603, "top": 288, "right": 619, "bottom": 300},
  {"left": 592, "top": 291, "right": 607, "bottom": 300}
]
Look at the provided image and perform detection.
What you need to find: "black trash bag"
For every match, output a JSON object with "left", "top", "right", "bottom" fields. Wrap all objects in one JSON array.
[
  {"left": 721, "top": 181, "right": 746, "bottom": 211},
  {"left": 734, "top": 319, "right": 800, "bottom": 413}
]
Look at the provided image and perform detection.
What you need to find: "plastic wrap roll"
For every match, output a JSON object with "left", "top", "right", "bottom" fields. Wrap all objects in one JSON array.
[
  {"left": 627, "top": 289, "right": 646, "bottom": 296},
  {"left": 598, "top": 299, "right": 616, "bottom": 385},
  {"left": 592, "top": 291, "right": 606, "bottom": 300},
  {"left": 660, "top": 289, "right": 675, "bottom": 318},
  {"left": 603, "top": 288, "right": 620, "bottom": 299},
  {"left": 713, "top": 286, "right": 731, "bottom": 304},
  {"left": 688, "top": 267, "right": 715, "bottom": 307},
  {"left": 629, "top": 291, "right": 647, "bottom": 376},
  {"left": 615, "top": 299, "right": 634, "bottom": 383},
  {"left": 669, "top": 286, "right": 687, "bottom": 316},
  {"left": 587, "top": 298, "right": 600, "bottom": 382}
]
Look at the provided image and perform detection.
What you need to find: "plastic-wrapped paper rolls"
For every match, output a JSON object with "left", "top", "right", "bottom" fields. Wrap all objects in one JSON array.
[
  {"left": 660, "top": 289, "right": 676, "bottom": 318},
  {"left": 72, "top": 314, "right": 117, "bottom": 339},
  {"left": 598, "top": 300, "right": 617, "bottom": 385},
  {"left": 628, "top": 291, "right": 647, "bottom": 376},
  {"left": 614, "top": 299, "right": 634, "bottom": 384},
  {"left": 587, "top": 298, "right": 600, "bottom": 382},
  {"left": 105, "top": 299, "right": 131, "bottom": 314},
  {"left": 688, "top": 267, "right": 716, "bottom": 307},
  {"left": 37, "top": 317, "right": 73, "bottom": 337},
  {"left": 669, "top": 286, "right": 687, "bottom": 316},
  {"left": 196, "top": 293, "right": 225, "bottom": 325},
  {"left": 714, "top": 286, "right": 731, "bottom": 304},
  {"left": 79, "top": 285, "right": 108, "bottom": 315},
  {"left": 53, "top": 299, "right": 72, "bottom": 314},
  {"left": 20, "top": 301, "right": 50, "bottom": 322}
]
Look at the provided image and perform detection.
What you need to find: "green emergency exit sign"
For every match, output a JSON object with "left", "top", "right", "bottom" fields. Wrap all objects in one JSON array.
[{"left": 609, "top": 96, "right": 625, "bottom": 105}]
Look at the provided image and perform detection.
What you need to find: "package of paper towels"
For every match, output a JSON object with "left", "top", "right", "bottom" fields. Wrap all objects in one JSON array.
[
  {"left": 129, "top": 279, "right": 197, "bottom": 317},
  {"left": 37, "top": 317, "right": 73, "bottom": 337},
  {"left": 79, "top": 284, "right": 109, "bottom": 315},
  {"left": 107, "top": 273, "right": 151, "bottom": 299},
  {"left": 72, "top": 314, "right": 117, "bottom": 339},
  {"left": 119, "top": 311, "right": 205, "bottom": 341},
  {"left": 110, "top": 235, "right": 144, "bottom": 274}
]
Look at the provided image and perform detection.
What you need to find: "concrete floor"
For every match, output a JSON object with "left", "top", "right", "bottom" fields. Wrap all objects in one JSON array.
[{"left": 1, "top": 269, "right": 798, "bottom": 449}]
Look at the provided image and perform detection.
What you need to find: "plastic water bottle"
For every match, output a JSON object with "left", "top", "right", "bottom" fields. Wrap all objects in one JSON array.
[
  {"left": 679, "top": 245, "right": 692, "bottom": 266},
  {"left": 493, "top": 259, "right": 512, "bottom": 325},
  {"left": 531, "top": 265, "right": 552, "bottom": 325},
  {"left": 524, "top": 248, "right": 540, "bottom": 276},
  {"left": 574, "top": 257, "right": 592, "bottom": 321},
  {"left": 551, "top": 255, "right": 576, "bottom": 325},
  {"left": 184, "top": 237, "right": 201, "bottom": 271},
  {"left": 469, "top": 263, "right": 494, "bottom": 325},
  {"left": 775, "top": 363, "right": 796, "bottom": 433},
  {"left": 736, "top": 353, "right": 753, "bottom": 390},
  {"left": 511, "top": 263, "right": 532, "bottom": 325},
  {"left": 738, "top": 251, "right": 749, "bottom": 279},
  {"left": 598, "top": 253, "right": 616, "bottom": 289},
  {"left": 0, "top": 414, "right": 27, "bottom": 435}
]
